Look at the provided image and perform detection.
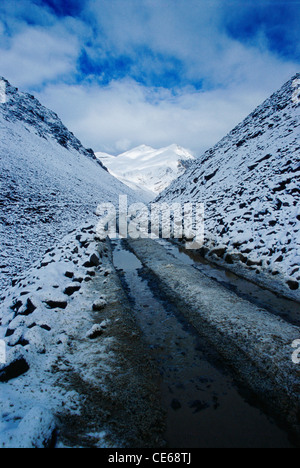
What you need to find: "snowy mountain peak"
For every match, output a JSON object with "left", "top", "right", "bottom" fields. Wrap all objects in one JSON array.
[
  {"left": 165, "top": 143, "right": 194, "bottom": 158},
  {"left": 96, "top": 144, "right": 195, "bottom": 199},
  {"left": 118, "top": 145, "right": 155, "bottom": 160}
]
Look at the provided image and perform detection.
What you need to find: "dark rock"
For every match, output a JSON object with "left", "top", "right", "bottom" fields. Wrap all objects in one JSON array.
[
  {"left": 40, "top": 324, "right": 51, "bottom": 331},
  {"left": 0, "top": 355, "right": 29, "bottom": 382},
  {"left": 287, "top": 280, "right": 299, "bottom": 291},
  {"left": 90, "top": 253, "right": 101, "bottom": 266},
  {"left": 11, "top": 300, "right": 23, "bottom": 313},
  {"left": 210, "top": 247, "right": 226, "bottom": 258},
  {"left": 44, "top": 299, "right": 68, "bottom": 309},
  {"left": 236, "top": 139, "right": 246, "bottom": 147},
  {"left": 19, "top": 298, "right": 37, "bottom": 316},
  {"left": 64, "top": 271, "right": 74, "bottom": 279},
  {"left": 204, "top": 168, "right": 218, "bottom": 182},
  {"left": 72, "top": 277, "right": 83, "bottom": 283},
  {"left": 86, "top": 270, "right": 96, "bottom": 277},
  {"left": 275, "top": 255, "right": 284, "bottom": 263},
  {"left": 86, "top": 324, "right": 104, "bottom": 339},
  {"left": 81, "top": 225, "right": 94, "bottom": 232},
  {"left": 14, "top": 337, "right": 30, "bottom": 347},
  {"left": 92, "top": 299, "right": 107, "bottom": 311},
  {"left": 224, "top": 253, "right": 234, "bottom": 264},
  {"left": 246, "top": 258, "right": 262, "bottom": 267},
  {"left": 63, "top": 285, "right": 81, "bottom": 296}
]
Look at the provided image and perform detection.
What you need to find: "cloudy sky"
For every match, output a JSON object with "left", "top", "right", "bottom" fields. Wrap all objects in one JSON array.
[{"left": 0, "top": 0, "right": 299, "bottom": 155}]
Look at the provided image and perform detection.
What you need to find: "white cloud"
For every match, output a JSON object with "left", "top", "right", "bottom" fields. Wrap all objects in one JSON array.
[
  {"left": 0, "top": 25, "right": 80, "bottom": 87},
  {"left": 34, "top": 73, "right": 283, "bottom": 156},
  {"left": 0, "top": 0, "right": 299, "bottom": 155},
  {"left": 33, "top": 9, "right": 298, "bottom": 157},
  {"left": 0, "top": 5, "right": 90, "bottom": 88}
]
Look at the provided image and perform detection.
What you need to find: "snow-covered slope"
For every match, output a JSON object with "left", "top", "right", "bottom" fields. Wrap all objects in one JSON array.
[
  {"left": 0, "top": 77, "right": 138, "bottom": 291},
  {"left": 95, "top": 151, "right": 116, "bottom": 165},
  {"left": 96, "top": 144, "right": 195, "bottom": 200},
  {"left": 157, "top": 74, "right": 300, "bottom": 301}
]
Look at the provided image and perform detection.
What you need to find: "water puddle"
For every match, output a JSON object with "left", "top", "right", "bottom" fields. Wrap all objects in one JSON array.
[
  {"left": 112, "top": 239, "right": 293, "bottom": 448},
  {"left": 157, "top": 239, "right": 300, "bottom": 327}
]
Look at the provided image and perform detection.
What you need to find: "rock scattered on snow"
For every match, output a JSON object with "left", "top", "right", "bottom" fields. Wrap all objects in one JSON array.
[
  {"left": 63, "top": 283, "right": 81, "bottom": 297},
  {"left": 92, "top": 298, "right": 108, "bottom": 311},
  {"left": 44, "top": 299, "right": 68, "bottom": 310},
  {"left": 0, "top": 346, "right": 29, "bottom": 382},
  {"left": 86, "top": 321, "right": 109, "bottom": 339},
  {"left": 89, "top": 252, "right": 101, "bottom": 267},
  {"left": 157, "top": 74, "right": 300, "bottom": 300},
  {"left": 0, "top": 224, "right": 119, "bottom": 446}
]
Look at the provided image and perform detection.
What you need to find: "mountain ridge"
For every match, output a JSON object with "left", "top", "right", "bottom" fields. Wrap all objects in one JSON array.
[
  {"left": 0, "top": 77, "right": 107, "bottom": 171},
  {"left": 157, "top": 73, "right": 300, "bottom": 300},
  {"left": 0, "top": 77, "right": 138, "bottom": 290}
]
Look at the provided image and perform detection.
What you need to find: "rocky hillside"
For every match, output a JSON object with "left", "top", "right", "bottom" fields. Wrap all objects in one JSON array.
[
  {"left": 157, "top": 74, "right": 300, "bottom": 301},
  {"left": 0, "top": 78, "right": 106, "bottom": 166},
  {"left": 0, "top": 78, "right": 137, "bottom": 291}
]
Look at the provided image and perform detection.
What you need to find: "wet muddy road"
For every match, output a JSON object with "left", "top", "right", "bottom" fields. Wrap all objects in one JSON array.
[
  {"left": 112, "top": 239, "right": 294, "bottom": 448},
  {"left": 158, "top": 239, "right": 300, "bottom": 327}
]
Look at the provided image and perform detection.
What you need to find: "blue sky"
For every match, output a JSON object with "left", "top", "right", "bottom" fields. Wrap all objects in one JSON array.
[{"left": 0, "top": 0, "right": 299, "bottom": 154}]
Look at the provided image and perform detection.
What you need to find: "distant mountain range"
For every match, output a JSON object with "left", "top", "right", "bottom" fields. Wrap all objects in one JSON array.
[{"left": 96, "top": 144, "right": 195, "bottom": 200}]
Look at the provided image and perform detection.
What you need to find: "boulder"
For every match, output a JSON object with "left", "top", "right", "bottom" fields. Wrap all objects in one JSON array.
[{"left": 0, "top": 346, "right": 29, "bottom": 382}]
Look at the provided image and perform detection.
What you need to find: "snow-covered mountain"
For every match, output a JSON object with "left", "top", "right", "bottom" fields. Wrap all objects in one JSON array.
[
  {"left": 0, "top": 77, "right": 138, "bottom": 291},
  {"left": 96, "top": 144, "right": 195, "bottom": 200},
  {"left": 157, "top": 74, "right": 300, "bottom": 301}
]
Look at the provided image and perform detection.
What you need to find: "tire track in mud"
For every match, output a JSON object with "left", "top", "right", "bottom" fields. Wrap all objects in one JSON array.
[
  {"left": 112, "top": 239, "right": 295, "bottom": 448},
  {"left": 159, "top": 239, "right": 300, "bottom": 328}
]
